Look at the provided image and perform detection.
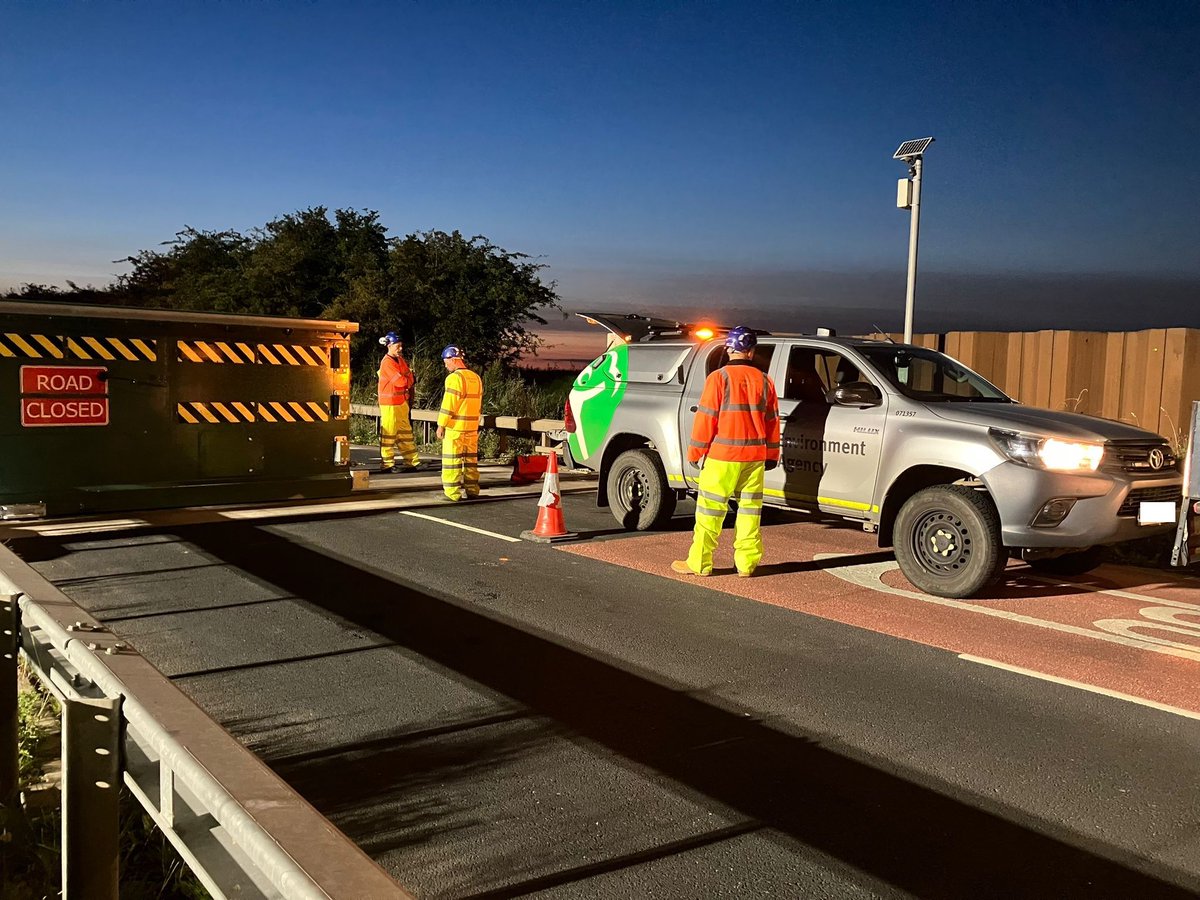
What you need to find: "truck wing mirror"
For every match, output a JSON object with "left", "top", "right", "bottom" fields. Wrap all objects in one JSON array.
[{"left": 830, "top": 382, "right": 882, "bottom": 408}]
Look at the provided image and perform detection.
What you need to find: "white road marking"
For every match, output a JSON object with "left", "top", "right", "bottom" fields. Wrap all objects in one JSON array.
[
  {"left": 399, "top": 510, "right": 522, "bottom": 542},
  {"left": 814, "top": 554, "right": 1200, "bottom": 663},
  {"left": 959, "top": 654, "right": 1200, "bottom": 722},
  {"left": 0, "top": 482, "right": 594, "bottom": 538}
]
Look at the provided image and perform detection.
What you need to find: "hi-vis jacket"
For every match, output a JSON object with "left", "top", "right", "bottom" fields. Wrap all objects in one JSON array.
[
  {"left": 377, "top": 354, "right": 415, "bottom": 406},
  {"left": 688, "top": 360, "right": 780, "bottom": 464},
  {"left": 437, "top": 361, "right": 483, "bottom": 433}
]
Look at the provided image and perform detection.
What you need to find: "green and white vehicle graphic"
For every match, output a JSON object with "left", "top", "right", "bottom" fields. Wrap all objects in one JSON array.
[
  {"left": 564, "top": 312, "right": 1183, "bottom": 599},
  {"left": 566, "top": 342, "right": 628, "bottom": 465}
]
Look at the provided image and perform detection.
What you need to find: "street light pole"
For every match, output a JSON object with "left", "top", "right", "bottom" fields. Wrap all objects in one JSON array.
[
  {"left": 903, "top": 155, "right": 923, "bottom": 344},
  {"left": 893, "top": 137, "right": 934, "bottom": 344}
]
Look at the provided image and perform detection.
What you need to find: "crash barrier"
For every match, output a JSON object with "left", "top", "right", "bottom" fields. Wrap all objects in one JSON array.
[
  {"left": 511, "top": 453, "right": 552, "bottom": 484},
  {"left": 1171, "top": 401, "right": 1200, "bottom": 567},
  {"left": 0, "top": 301, "right": 357, "bottom": 518},
  {"left": 881, "top": 327, "right": 1200, "bottom": 443},
  {"left": 0, "top": 545, "right": 409, "bottom": 900},
  {"left": 350, "top": 403, "right": 567, "bottom": 455}
]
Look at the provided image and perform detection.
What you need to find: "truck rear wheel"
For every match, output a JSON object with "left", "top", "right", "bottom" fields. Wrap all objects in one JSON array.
[
  {"left": 894, "top": 485, "right": 1007, "bottom": 598},
  {"left": 608, "top": 449, "right": 676, "bottom": 531},
  {"left": 1026, "top": 546, "right": 1104, "bottom": 576}
]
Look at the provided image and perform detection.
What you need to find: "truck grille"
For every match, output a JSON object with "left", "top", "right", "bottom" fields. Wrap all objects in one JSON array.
[
  {"left": 1103, "top": 440, "right": 1178, "bottom": 476},
  {"left": 1117, "top": 486, "right": 1182, "bottom": 517}
]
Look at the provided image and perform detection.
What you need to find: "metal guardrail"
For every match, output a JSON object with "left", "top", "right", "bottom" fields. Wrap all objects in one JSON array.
[
  {"left": 1171, "top": 400, "right": 1200, "bottom": 567},
  {"left": 351, "top": 403, "right": 568, "bottom": 453},
  {"left": 0, "top": 545, "right": 409, "bottom": 900}
]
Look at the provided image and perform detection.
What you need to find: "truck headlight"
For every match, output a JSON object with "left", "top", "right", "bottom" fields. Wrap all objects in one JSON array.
[{"left": 989, "top": 429, "right": 1104, "bottom": 472}]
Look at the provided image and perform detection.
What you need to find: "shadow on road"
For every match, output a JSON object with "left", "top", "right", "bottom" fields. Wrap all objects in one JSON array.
[
  {"left": 166, "top": 525, "right": 1200, "bottom": 897},
  {"left": 60, "top": 518, "right": 1194, "bottom": 900}
]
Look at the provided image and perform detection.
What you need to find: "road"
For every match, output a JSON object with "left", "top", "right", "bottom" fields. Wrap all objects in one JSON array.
[{"left": 3, "top": 461, "right": 1200, "bottom": 899}]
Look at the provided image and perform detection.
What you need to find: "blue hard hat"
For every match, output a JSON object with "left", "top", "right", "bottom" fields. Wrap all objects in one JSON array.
[
  {"left": 724, "top": 326, "right": 757, "bottom": 352},
  {"left": 441, "top": 344, "right": 464, "bottom": 360},
  {"left": 379, "top": 331, "right": 402, "bottom": 346}
]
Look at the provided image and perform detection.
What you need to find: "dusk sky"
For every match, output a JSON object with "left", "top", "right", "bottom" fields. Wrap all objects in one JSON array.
[{"left": 3, "top": 1, "right": 1199, "bottom": 358}]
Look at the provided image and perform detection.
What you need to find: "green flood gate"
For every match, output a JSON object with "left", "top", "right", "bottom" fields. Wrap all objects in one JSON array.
[{"left": 0, "top": 300, "right": 357, "bottom": 517}]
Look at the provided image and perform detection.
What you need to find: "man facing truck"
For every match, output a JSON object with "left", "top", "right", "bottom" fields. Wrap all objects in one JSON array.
[{"left": 672, "top": 326, "right": 781, "bottom": 578}]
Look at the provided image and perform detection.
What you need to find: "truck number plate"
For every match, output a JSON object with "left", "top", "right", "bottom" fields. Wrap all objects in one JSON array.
[{"left": 1138, "top": 501, "right": 1177, "bottom": 525}]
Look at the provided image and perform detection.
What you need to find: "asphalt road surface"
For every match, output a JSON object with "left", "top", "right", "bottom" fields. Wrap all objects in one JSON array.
[{"left": 4, "top": 465, "right": 1200, "bottom": 899}]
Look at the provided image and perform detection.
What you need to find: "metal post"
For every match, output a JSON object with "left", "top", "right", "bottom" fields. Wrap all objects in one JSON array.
[
  {"left": 903, "top": 155, "right": 923, "bottom": 344},
  {"left": 1171, "top": 400, "right": 1200, "bottom": 567},
  {"left": 62, "top": 694, "right": 122, "bottom": 900},
  {"left": 0, "top": 590, "right": 17, "bottom": 801}
]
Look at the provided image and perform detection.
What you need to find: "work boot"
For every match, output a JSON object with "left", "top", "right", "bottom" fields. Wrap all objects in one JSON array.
[
  {"left": 671, "top": 560, "right": 708, "bottom": 577},
  {"left": 377, "top": 465, "right": 395, "bottom": 475}
]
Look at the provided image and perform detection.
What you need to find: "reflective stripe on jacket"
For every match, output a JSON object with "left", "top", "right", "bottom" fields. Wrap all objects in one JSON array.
[
  {"left": 688, "top": 360, "right": 780, "bottom": 463},
  {"left": 377, "top": 354, "right": 414, "bottom": 406},
  {"left": 438, "top": 363, "right": 483, "bottom": 432}
]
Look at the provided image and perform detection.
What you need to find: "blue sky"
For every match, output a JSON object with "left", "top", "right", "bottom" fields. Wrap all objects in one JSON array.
[{"left": 3, "top": 0, "right": 1199, "bottom": 339}]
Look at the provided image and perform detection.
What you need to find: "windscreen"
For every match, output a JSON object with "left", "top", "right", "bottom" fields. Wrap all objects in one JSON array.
[{"left": 856, "top": 346, "right": 1011, "bottom": 402}]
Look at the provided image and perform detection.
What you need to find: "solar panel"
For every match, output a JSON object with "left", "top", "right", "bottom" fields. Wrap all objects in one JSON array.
[{"left": 893, "top": 137, "right": 935, "bottom": 159}]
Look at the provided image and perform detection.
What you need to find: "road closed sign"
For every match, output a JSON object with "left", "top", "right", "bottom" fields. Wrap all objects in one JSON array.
[
  {"left": 21, "top": 398, "right": 110, "bottom": 427},
  {"left": 19, "top": 365, "right": 110, "bottom": 427},
  {"left": 20, "top": 365, "right": 108, "bottom": 396}
]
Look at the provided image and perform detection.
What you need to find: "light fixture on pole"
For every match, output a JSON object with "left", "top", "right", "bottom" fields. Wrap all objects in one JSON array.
[{"left": 894, "top": 136, "right": 934, "bottom": 344}]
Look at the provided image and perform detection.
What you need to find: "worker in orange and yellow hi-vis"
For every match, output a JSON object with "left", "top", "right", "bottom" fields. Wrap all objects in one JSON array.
[
  {"left": 377, "top": 331, "right": 421, "bottom": 474},
  {"left": 672, "top": 326, "right": 780, "bottom": 578},
  {"left": 435, "top": 345, "right": 483, "bottom": 501}
]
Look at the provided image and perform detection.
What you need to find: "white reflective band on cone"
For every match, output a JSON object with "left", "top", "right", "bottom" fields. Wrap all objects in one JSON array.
[{"left": 538, "top": 472, "right": 560, "bottom": 507}]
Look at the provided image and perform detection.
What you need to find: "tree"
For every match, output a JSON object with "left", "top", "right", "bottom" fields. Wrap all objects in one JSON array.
[
  {"left": 4, "top": 209, "right": 562, "bottom": 374},
  {"left": 114, "top": 227, "right": 252, "bottom": 312},
  {"left": 329, "top": 229, "right": 561, "bottom": 372},
  {"left": 3, "top": 282, "right": 110, "bottom": 304}
]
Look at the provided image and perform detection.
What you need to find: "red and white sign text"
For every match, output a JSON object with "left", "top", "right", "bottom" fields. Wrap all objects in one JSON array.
[{"left": 18, "top": 365, "right": 110, "bottom": 427}]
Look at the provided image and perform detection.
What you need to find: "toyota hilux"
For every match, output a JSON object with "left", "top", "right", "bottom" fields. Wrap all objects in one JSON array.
[{"left": 563, "top": 313, "right": 1182, "bottom": 598}]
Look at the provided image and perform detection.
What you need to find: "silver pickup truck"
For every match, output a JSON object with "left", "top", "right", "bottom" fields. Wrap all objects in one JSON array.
[{"left": 563, "top": 313, "right": 1183, "bottom": 598}]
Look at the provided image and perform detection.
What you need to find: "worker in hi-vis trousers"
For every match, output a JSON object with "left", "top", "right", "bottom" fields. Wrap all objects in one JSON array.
[
  {"left": 377, "top": 331, "right": 421, "bottom": 474},
  {"left": 435, "top": 345, "right": 483, "bottom": 501},
  {"left": 673, "top": 326, "right": 780, "bottom": 578}
]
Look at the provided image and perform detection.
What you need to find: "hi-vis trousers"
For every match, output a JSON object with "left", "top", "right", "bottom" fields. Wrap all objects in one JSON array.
[
  {"left": 685, "top": 458, "right": 765, "bottom": 576},
  {"left": 442, "top": 429, "right": 480, "bottom": 501},
  {"left": 380, "top": 402, "right": 419, "bottom": 469}
]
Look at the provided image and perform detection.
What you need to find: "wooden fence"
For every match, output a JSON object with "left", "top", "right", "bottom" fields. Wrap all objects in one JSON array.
[{"left": 892, "top": 328, "right": 1200, "bottom": 444}]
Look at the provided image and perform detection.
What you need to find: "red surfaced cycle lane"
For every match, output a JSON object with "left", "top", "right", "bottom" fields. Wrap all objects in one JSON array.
[{"left": 560, "top": 521, "right": 1200, "bottom": 717}]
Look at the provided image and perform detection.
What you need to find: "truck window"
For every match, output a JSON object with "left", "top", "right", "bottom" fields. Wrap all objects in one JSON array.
[
  {"left": 705, "top": 343, "right": 775, "bottom": 375},
  {"left": 857, "top": 345, "right": 1010, "bottom": 402},
  {"left": 783, "top": 347, "right": 861, "bottom": 403}
]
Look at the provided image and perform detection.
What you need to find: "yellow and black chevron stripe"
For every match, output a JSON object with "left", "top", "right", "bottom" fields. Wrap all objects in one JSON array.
[
  {"left": 257, "top": 400, "right": 332, "bottom": 423},
  {"left": 176, "top": 401, "right": 258, "bottom": 424},
  {"left": 256, "top": 343, "right": 330, "bottom": 366},
  {"left": 0, "top": 333, "right": 157, "bottom": 362},
  {"left": 177, "top": 339, "right": 256, "bottom": 364},
  {"left": 175, "top": 400, "right": 333, "bottom": 424}
]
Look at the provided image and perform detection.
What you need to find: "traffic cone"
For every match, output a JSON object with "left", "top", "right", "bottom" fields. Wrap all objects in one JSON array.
[{"left": 520, "top": 452, "right": 578, "bottom": 543}]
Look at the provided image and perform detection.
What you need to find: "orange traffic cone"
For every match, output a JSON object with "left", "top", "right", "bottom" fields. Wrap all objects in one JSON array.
[{"left": 520, "top": 452, "right": 578, "bottom": 543}]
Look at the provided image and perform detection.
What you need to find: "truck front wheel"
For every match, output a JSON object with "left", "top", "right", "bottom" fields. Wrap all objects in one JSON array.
[
  {"left": 894, "top": 485, "right": 1007, "bottom": 598},
  {"left": 607, "top": 449, "right": 676, "bottom": 531}
]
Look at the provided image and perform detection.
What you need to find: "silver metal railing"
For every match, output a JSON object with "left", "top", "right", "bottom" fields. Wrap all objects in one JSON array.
[
  {"left": 351, "top": 403, "right": 567, "bottom": 454},
  {"left": 0, "top": 545, "right": 410, "bottom": 900}
]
